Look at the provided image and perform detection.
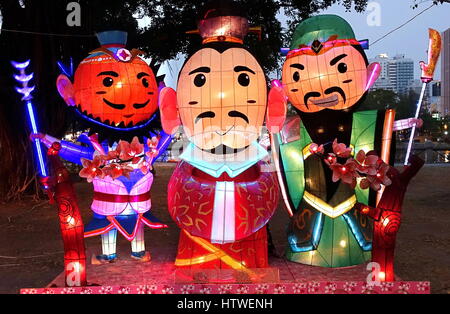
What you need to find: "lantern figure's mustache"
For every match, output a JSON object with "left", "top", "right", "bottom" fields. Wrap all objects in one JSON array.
[
  {"left": 195, "top": 110, "right": 249, "bottom": 124},
  {"left": 228, "top": 110, "right": 249, "bottom": 124},
  {"left": 303, "top": 86, "right": 347, "bottom": 107},
  {"left": 303, "top": 92, "right": 321, "bottom": 107}
]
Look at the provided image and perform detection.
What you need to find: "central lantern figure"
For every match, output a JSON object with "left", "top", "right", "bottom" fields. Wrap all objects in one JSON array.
[{"left": 160, "top": 0, "right": 286, "bottom": 272}]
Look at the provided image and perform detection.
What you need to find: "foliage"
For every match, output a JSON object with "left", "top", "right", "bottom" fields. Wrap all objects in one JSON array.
[
  {"left": 361, "top": 89, "right": 399, "bottom": 112},
  {"left": 362, "top": 88, "right": 446, "bottom": 138},
  {"left": 395, "top": 90, "right": 419, "bottom": 120},
  {"left": 412, "top": 0, "right": 450, "bottom": 9},
  {"left": 0, "top": 0, "right": 145, "bottom": 201},
  {"left": 138, "top": 0, "right": 369, "bottom": 73}
]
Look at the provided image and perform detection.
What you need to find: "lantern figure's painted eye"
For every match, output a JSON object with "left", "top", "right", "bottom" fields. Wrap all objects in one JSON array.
[
  {"left": 293, "top": 71, "right": 300, "bottom": 82},
  {"left": 103, "top": 77, "right": 114, "bottom": 87},
  {"left": 338, "top": 63, "right": 348, "bottom": 73},
  {"left": 238, "top": 73, "right": 250, "bottom": 87},
  {"left": 142, "top": 78, "right": 149, "bottom": 88},
  {"left": 194, "top": 74, "right": 207, "bottom": 87}
]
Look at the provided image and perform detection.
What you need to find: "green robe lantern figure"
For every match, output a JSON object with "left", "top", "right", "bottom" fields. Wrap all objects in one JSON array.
[{"left": 274, "top": 15, "right": 421, "bottom": 268}]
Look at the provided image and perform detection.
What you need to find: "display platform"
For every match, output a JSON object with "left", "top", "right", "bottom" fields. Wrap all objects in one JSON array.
[{"left": 20, "top": 247, "right": 430, "bottom": 294}]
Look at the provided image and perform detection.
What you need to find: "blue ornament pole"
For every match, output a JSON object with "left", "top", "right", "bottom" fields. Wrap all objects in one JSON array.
[{"left": 11, "top": 60, "right": 49, "bottom": 184}]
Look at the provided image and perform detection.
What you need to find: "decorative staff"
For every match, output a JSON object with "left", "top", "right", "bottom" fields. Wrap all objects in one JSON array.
[
  {"left": 12, "top": 60, "right": 87, "bottom": 286},
  {"left": 404, "top": 29, "right": 442, "bottom": 166},
  {"left": 47, "top": 142, "right": 87, "bottom": 287},
  {"left": 11, "top": 60, "right": 49, "bottom": 184}
]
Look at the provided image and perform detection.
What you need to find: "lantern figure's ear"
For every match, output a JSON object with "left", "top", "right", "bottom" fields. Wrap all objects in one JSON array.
[
  {"left": 266, "top": 80, "right": 287, "bottom": 134},
  {"left": 365, "top": 62, "right": 381, "bottom": 91},
  {"left": 159, "top": 87, "right": 181, "bottom": 135},
  {"left": 56, "top": 74, "right": 76, "bottom": 107}
]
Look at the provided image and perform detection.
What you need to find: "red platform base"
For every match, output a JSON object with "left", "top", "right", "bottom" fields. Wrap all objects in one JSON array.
[{"left": 20, "top": 248, "right": 430, "bottom": 294}]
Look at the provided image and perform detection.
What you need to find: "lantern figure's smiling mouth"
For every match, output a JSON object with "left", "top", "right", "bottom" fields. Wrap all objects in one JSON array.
[
  {"left": 216, "top": 126, "right": 235, "bottom": 136},
  {"left": 133, "top": 99, "right": 150, "bottom": 109},
  {"left": 123, "top": 114, "right": 135, "bottom": 118},
  {"left": 103, "top": 98, "right": 126, "bottom": 110},
  {"left": 103, "top": 98, "right": 151, "bottom": 110}
]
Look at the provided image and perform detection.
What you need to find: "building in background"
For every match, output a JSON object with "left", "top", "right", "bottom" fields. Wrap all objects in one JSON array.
[
  {"left": 370, "top": 54, "right": 397, "bottom": 92},
  {"left": 394, "top": 54, "right": 415, "bottom": 94},
  {"left": 429, "top": 81, "right": 443, "bottom": 119},
  {"left": 442, "top": 28, "right": 450, "bottom": 118},
  {"left": 370, "top": 53, "right": 415, "bottom": 95}
]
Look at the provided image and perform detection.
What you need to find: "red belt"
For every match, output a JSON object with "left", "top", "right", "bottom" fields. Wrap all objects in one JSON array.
[{"left": 93, "top": 191, "right": 151, "bottom": 203}]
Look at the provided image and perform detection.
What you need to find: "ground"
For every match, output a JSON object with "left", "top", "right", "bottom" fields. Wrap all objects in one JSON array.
[{"left": 0, "top": 164, "right": 449, "bottom": 294}]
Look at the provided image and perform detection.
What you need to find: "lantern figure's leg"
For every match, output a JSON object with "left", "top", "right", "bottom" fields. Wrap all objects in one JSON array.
[
  {"left": 384, "top": 248, "right": 395, "bottom": 282},
  {"left": 100, "top": 230, "right": 117, "bottom": 260},
  {"left": 131, "top": 224, "right": 147, "bottom": 260},
  {"left": 372, "top": 223, "right": 389, "bottom": 282}
]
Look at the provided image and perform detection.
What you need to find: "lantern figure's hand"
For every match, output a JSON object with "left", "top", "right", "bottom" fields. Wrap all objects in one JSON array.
[
  {"left": 30, "top": 132, "right": 45, "bottom": 141},
  {"left": 29, "top": 132, "right": 59, "bottom": 149},
  {"left": 266, "top": 80, "right": 287, "bottom": 133},
  {"left": 413, "top": 118, "right": 423, "bottom": 129},
  {"left": 393, "top": 118, "right": 423, "bottom": 132}
]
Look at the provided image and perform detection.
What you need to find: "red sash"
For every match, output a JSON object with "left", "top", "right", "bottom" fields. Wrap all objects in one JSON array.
[{"left": 93, "top": 191, "right": 151, "bottom": 203}]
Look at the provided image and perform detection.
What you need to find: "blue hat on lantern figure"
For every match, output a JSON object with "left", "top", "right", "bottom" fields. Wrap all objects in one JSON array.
[{"left": 94, "top": 30, "right": 134, "bottom": 62}]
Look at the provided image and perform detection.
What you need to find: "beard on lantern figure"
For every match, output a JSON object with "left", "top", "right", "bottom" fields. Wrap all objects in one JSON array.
[
  {"left": 32, "top": 30, "right": 172, "bottom": 264},
  {"left": 159, "top": 0, "right": 286, "bottom": 272}
]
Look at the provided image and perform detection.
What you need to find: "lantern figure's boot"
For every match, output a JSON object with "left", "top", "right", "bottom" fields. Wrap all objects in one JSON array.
[
  {"left": 92, "top": 230, "right": 117, "bottom": 264},
  {"left": 267, "top": 225, "right": 279, "bottom": 258},
  {"left": 131, "top": 224, "right": 151, "bottom": 262}
]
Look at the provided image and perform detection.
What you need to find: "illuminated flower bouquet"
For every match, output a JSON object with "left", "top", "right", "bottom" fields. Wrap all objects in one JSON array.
[
  {"left": 310, "top": 139, "right": 392, "bottom": 191},
  {"left": 79, "top": 136, "right": 159, "bottom": 182}
]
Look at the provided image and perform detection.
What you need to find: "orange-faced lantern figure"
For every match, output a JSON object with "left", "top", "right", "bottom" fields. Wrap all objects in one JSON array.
[
  {"left": 33, "top": 31, "right": 170, "bottom": 265},
  {"left": 282, "top": 16, "right": 380, "bottom": 113},
  {"left": 160, "top": 1, "right": 286, "bottom": 274},
  {"left": 57, "top": 31, "right": 161, "bottom": 138},
  {"left": 274, "top": 15, "right": 422, "bottom": 269}
]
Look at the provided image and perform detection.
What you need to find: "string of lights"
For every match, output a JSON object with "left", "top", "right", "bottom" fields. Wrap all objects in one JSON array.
[
  {"left": 1, "top": 28, "right": 94, "bottom": 37},
  {"left": 371, "top": 3, "right": 436, "bottom": 46},
  {"left": 0, "top": 2, "right": 440, "bottom": 43}
]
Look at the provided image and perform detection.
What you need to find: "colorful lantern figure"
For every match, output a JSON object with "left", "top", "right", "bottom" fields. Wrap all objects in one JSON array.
[
  {"left": 32, "top": 31, "right": 170, "bottom": 264},
  {"left": 275, "top": 15, "right": 422, "bottom": 268},
  {"left": 160, "top": 1, "right": 286, "bottom": 272}
]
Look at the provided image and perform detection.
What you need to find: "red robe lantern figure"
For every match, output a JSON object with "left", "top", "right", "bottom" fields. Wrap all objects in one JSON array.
[
  {"left": 159, "top": 1, "right": 286, "bottom": 273},
  {"left": 32, "top": 31, "right": 171, "bottom": 264}
]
